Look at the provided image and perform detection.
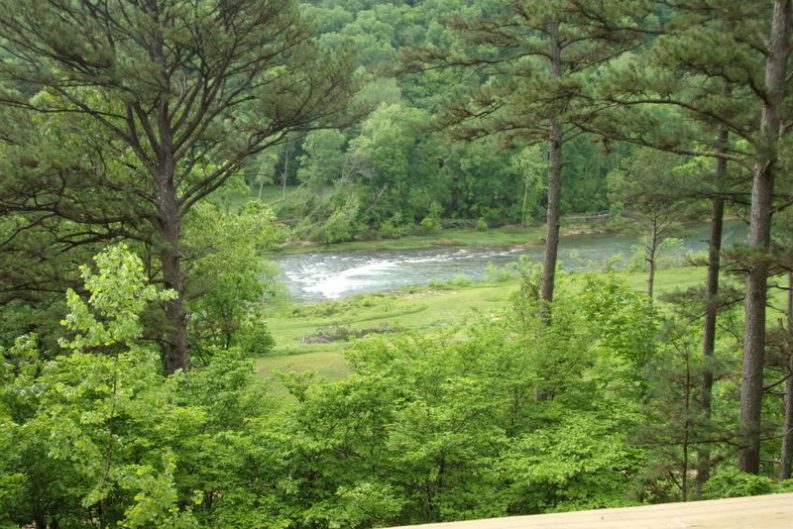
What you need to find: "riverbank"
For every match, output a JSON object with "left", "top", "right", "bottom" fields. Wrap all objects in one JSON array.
[
  {"left": 271, "top": 223, "right": 606, "bottom": 255},
  {"left": 256, "top": 219, "right": 750, "bottom": 389},
  {"left": 272, "top": 221, "right": 748, "bottom": 301},
  {"left": 256, "top": 266, "right": 711, "bottom": 387}
]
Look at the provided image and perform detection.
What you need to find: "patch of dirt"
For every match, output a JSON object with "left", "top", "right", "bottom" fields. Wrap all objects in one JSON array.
[{"left": 302, "top": 325, "right": 403, "bottom": 344}]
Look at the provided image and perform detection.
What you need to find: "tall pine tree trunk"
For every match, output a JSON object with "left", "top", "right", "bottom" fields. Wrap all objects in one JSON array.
[
  {"left": 782, "top": 272, "right": 793, "bottom": 479},
  {"left": 783, "top": 358, "right": 793, "bottom": 479},
  {"left": 522, "top": 174, "right": 531, "bottom": 228},
  {"left": 696, "top": 127, "right": 728, "bottom": 492},
  {"left": 540, "top": 19, "right": 563, "bottom": 315},
  {"left": 682, "top": 346, "right": 693, "bottom": 502},
  {"left": 739, "top": 0, "right": 792, "bottom": 474},
  {"left": 155, "top": 96, "right": 189, "bottom": 375},
  {"left": 158, "top": 180, "right": 189, "bottom": 374},
  {"left": 542, "top": 118, "right": 563, "bottom": 309}
]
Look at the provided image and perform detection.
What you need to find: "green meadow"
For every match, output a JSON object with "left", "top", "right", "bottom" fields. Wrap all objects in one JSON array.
[{"left": 257, "top": 265, "right": 711, "bottom": 386}]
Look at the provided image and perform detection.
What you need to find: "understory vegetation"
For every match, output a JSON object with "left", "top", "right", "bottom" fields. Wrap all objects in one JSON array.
[{"left": 5, "top": 247, "right": 793, "bottom": 529}]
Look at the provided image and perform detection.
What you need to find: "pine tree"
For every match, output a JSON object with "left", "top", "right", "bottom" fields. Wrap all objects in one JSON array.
[
  {"left": 593, "top": 0, "right": 793, "bottom": 474},
  {"left": 0, "top": 0, "right": 359, "bottom": 373},
  {"left": 412, "top": 0, "right": 651, "bottom": 315}
]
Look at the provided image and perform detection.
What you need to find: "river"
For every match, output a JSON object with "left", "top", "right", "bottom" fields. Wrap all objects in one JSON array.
[{"left": 276, "top": 221, "right": 748, "bottom": 301}]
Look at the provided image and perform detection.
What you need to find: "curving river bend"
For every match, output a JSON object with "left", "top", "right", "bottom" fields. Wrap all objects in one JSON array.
[{"left": 276, "top": 222, "right": 748, "bottom": 301}]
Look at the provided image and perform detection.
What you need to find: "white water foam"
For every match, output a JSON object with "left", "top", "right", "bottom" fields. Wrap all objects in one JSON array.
[
  {"left": 283, "top": 248, "right": 516, "bottom": 299},
  {"left": 277, "top": 222, "right": 748, "bottom": 300},
  {"left": 301, "top": 259, "right": 400, "bottom": 299}
]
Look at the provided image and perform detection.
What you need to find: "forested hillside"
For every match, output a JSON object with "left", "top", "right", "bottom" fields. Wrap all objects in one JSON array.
[
  {"left": 246, "top": 0, "right": 631, "bottom": 242},
  {"left": 2, "top": 1, "right": 793, "bottom": 529}
]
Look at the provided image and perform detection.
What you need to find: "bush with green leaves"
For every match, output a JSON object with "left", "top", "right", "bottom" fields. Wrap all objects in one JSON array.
[
  {"left": 702, "top": 467, "right": 793, "bottom": 499},
  {"left": 0, "top": 245, "right": 276, "bottom": 529},
  {"left": 319, "top": 193, "right": 362, "bottom": 244},
  {"left": 260, "top": 274, "right": 659, "bottom": 527},
  {"left": 0, "top": 245, "right": 197, "bottom": 529},
  {"left": 376, "top": 212, "right": 411, "bottom": 239},
  {"left": 419, "top": 201, "right": 443, "bottom": 233},
  {"left": 185, "top": 201, "right": 282, "bottom": 362}
]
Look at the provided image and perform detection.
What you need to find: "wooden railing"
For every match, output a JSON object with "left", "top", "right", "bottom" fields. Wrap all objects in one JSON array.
[{"left": 385, "top": 493, "right": 793, "bottom": 529}]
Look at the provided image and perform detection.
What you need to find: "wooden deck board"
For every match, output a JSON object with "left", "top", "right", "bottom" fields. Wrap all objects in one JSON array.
[{"left": 386, "top": 493, "right": 793, "bottom": 529}]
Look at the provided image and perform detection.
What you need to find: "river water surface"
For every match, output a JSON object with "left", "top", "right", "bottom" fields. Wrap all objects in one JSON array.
[{"left": 276, "top": 222, "right": 748, "bottom": 301}]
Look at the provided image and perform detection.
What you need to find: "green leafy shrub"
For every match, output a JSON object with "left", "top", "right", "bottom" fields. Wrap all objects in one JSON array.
[
  {"left": 0, "top": 246, "right": 277, "bottom": 529},
  {"left": 484, "top": 263, "right": 517, "bottom": 283},
  {"left": 702, "top": 467, "right": 777, "bottom": 499},
  {"left": 419, "top": 201, "right": 443, "bottom": 233},
  {"left": 378, "top": 212, "right": 411, "bottom": 239},
  {"left": 186, "top": 202, "right": 281, "bottom": 360},
  {"left": 320, "top": 193, "right": 361, "bottom": 244}
]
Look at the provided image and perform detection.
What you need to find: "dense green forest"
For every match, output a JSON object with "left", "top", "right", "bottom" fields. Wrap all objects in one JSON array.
[{"left": 3, "top": 1, "right": 793, "bottom": 528}]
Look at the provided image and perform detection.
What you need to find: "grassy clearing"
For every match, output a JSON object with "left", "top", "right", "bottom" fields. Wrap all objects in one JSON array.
[
  {"left": 255, "top": 266, "right": 709, "bottom": 385},
  {"left": 255, "top": 350, "right": 351, "bottom": 390}
]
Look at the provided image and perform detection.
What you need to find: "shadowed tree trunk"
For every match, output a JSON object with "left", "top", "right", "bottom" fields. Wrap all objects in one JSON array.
[
  {"left": 783, "top": 364, "right": 793, "bottom": 478},
  {"left": 540, "top": 19, "right": 564, "bottom": 319},
  {"left": 542, "top": 117, "right": 563, "bottom": 311},
  {"left": 739, "top": 0, "right": 792, "bottom": 474},
  {"left": 282, "top": 142, "right": 291, "bottom": 199},
  {"left": 153, "top": 95, "right": 190, "bottom": 373},
  {"left": 781, "top": 272, "right": 793, "bottom": 479},
  {"left": 696, "top": 126, "right": 727, "bottom": 493},
  {"left": 158, "top": 196, "right": 188, "bottom": 373}
]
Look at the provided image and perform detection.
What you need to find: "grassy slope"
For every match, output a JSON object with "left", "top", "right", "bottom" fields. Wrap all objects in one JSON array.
[{"left": 256, "top": 266, "right": 709, "bottom": 385}]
